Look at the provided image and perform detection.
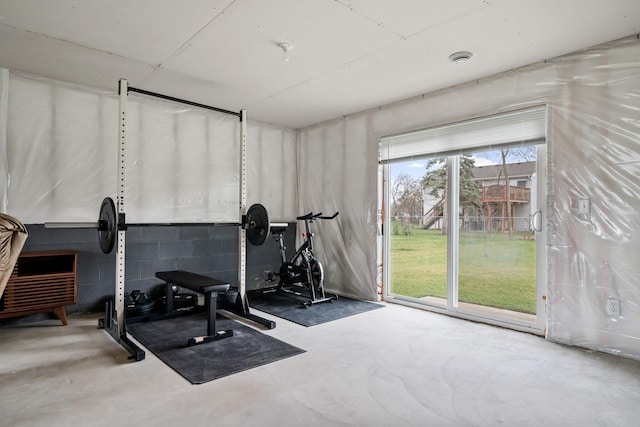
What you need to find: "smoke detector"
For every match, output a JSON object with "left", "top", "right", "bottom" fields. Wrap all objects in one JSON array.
[{"left": 449, "top": 51, "right": 473, "bottom": 64}]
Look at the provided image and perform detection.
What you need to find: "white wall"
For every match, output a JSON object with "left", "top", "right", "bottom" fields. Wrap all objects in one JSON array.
[{"left": 297, "top": 36, "right": 640, "bottom": 359}]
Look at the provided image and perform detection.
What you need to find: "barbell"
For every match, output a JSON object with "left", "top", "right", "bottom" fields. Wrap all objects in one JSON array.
[{"left": 45, "top": 197, "right": 271, "bottom": 254}]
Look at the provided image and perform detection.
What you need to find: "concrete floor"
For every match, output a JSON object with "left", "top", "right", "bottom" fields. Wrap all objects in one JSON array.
[{"left": 1, "top": 303, "right": 639, "bottom": 427}]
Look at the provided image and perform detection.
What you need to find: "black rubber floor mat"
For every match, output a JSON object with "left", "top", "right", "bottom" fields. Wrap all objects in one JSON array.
[
  {"left": 248, "top": 291, "right": 383, "bottom": 327},
  {"left": 127, "top": 313, "right": 305, "bottom": 384}
]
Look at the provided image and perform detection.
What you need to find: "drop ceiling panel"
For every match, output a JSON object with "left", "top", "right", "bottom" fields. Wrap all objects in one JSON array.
[
  {"left": 337, "top": 0, "right": 493, "bottom": 38},
  {"left": 249, "top": 86, "right": 344, "bottom": 128},
  {"left": 267, "top": 0, "right": 640, "bottom": 128},
  {"left": 0, "top": 0, "right": 233, "bottom": 64},
  {"left": 144, "top": 66, "right": 343, "bottom": 129},
  {"left": 486, "top": 0, "right": 640, "bottom": 52},
  {"left": 0, "top": 0, "right": 639, "bottom": 129},
  {"left": 140, "top": 66, "right": 267, "bottom": 114},
  {"left": 160, "top": 0, "right": 400, "bottom": 95},
  {"left": 249, "top": 95, "right": 329, "bottom": 129},
  {"left": 0, "top": 24, "right": 152, "bottom": 92}
]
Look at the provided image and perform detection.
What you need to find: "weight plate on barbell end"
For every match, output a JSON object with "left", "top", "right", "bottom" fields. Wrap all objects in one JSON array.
[
  {"left": 246, "top": 203, "right": 270, "bottom": 246},
  {"left": 98, "top": 197, "right": 117, "bottom": 254}
]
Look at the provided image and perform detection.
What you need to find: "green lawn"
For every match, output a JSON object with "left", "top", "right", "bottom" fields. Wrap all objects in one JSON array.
[{"left": 390, "top": 223, "right": 536, "bottom": 314}]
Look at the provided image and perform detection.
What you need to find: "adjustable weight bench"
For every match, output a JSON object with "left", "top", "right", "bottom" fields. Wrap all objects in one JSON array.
[{"left": 155, "top": 270, "right": 233, "bottom": 347}]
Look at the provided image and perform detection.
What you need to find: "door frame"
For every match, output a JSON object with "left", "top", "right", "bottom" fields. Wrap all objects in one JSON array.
[{"left": 382, "top": 143, "right": 547, "bottom": 336}]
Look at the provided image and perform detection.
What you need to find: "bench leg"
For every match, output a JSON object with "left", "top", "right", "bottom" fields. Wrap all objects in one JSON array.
[
  {"left": 187, "top": 290, "right": 233, "bottom": 347},
  {"left": 165, "top": 282, "right": 174, "bottom": 313},
  {"left": 205, "top": 290, "right": 217, "bottom": 336}
]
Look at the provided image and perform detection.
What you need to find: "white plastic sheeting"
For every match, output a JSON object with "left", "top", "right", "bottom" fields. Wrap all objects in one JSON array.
[
  {"left": 247, "top": 123, "right": 297, "bottom": 223},
  {"left": 125, "top": 96, "right": 240, "bottom": 223},
  {"left": 5, "top": 74, "right": 117, "bottom": 222},
  {"left": 297, "top": 115, "right": 380, "bottom": 301},
  {"left": 0, "top": 69, "right": 9, "bottom": 211},
  {"left": 1, "top": 72, "right": 296, "bottom": 224},
  {"left": 297, "top": 35, "right": 640, "bottom": 359}
]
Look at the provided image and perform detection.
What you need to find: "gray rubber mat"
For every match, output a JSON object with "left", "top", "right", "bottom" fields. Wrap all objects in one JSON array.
[
  {"left": 248, "top": 291, "right": 383, "bottom": 327},
  {"left": 127, "top": 313, "right": 305, "bottom": 384}
]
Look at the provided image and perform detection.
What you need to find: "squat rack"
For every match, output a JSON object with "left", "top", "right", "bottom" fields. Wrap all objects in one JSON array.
[{"left": 101, "top": 79, "right": 273, "bottom": 361}]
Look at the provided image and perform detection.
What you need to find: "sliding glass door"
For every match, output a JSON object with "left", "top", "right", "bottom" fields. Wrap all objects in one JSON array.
[
  {"left": 455, "top": 145, "right": 545, "bottom": 327},
  {"left": 382, "top": 107, "right": 547, "bottom": 333},
  {"left": 387, "top": 156, "right": 449, "bottom": 308}
]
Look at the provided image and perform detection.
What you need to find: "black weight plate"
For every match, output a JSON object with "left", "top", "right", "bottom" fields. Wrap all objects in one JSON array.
[
  {"left": 98, "top": 197, "right": 117, "bottom": 254},
  {"left": 246, "top": 203, "right": 270, "bottom": 246}
]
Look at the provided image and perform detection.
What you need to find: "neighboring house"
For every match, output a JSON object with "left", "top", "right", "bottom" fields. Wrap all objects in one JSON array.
[
  {"left": 473, "top": 161, "right": 537, "bottom": 232},
  {"left": 421, "top": 161, "right": 537, "bottom": 232}
]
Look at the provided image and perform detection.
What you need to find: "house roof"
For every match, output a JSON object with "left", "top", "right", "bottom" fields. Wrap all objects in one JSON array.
[{"left": 473, "top": 161, "right": 536, "bottom": 181}]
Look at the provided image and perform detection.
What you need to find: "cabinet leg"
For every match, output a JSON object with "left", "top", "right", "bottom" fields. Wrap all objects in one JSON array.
[{"left": 53, "top": 306, "right": 68, "bottom": 326}]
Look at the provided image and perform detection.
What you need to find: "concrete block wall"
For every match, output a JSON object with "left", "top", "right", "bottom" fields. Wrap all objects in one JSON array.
[{"left": 5, "top": 222, "right": 295, "bottom": 318}]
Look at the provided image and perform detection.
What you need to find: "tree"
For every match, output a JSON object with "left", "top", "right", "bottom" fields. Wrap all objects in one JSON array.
[
  {"left": 459, "top": 155, "right": 481, "bottom": 213},
  {"left": 508, "top": 146, "right": 537, "bottom": 162},
  {"left": 421, "top": 158, "right": 447, "bottom": 200},
  {"left": 390, "top": 173, "right": 423, "bottom": 219},
  {"left": 500, "top": 148, "right": 513, "bottom": 240},
  {"left": 421, "top": 155, "right": 480, "bottom": 212}
]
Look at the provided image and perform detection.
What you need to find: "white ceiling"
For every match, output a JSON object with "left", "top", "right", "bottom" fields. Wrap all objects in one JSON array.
[{"left": 0, "top": 0, "right": 639, "bottom": 129}]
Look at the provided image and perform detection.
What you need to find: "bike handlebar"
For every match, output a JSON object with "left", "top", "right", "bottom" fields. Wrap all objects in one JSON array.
[
  {"left": 296, "top": 212, "right": 315, "bottom": 220},
  {"left": 296, "top": 211, "right": 339, "bottom": 221},
  {"left": 319, "top": 212, "right": 339, "bottom": 220}
]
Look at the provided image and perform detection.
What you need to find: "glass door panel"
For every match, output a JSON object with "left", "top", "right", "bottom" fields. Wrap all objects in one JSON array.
[
  {"left": 387, "top": 158, "right": 448, "bottom": 307},
  {"left": 457, "top": 147, "right": 539, "bottom": 322}
]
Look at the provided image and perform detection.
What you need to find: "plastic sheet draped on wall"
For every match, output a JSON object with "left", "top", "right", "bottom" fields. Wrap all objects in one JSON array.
[
  {"left": 0, "top": 69, "right": 9, "bottom": 211},
  {"left": 297, "top": 36, "right": 640, "bottom": 359},
  {"left": 297, "top": 114, "right": 379, "bottom": 301},
  {"left": 125, "top": 95, "right": 239, "bottom": 223},
  {"left": 0, "top": 72, "right": 297, "bottom": 224},
  {"left": 4, "top": 74, "right": 117, "bottom": 222},
  {"left": 247, "top": 123, "right": 297, "bottom": 223}
]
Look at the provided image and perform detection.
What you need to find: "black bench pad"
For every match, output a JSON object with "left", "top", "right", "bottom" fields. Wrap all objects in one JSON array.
[
  {"left": 155, "top": 270, "right": 230, "bottom": 294},
  {"left": 155, "top": 270, "right": 232, "bottom": 347}
]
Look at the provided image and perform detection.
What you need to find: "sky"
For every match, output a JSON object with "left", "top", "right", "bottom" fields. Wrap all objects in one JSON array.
[{"left": 389, "top": 148, "right": 536, "bottom": 182}]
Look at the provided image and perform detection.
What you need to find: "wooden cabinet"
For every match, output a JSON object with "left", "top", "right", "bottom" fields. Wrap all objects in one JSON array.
[{"left": 0, "top": 250, "right": 77, "bottom": 325}]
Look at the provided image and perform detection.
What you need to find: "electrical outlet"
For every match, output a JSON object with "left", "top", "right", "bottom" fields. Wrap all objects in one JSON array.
[
  {"left": 606, "top": 298, "right": 621, "bottom": 317},
  {"left": 576, "top": 198, "right": 590, "bottom": 215}
]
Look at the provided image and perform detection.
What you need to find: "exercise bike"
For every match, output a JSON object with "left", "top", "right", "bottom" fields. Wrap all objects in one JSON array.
[{"left": 266, "top": 211, "right": 339, "bottom": 306}]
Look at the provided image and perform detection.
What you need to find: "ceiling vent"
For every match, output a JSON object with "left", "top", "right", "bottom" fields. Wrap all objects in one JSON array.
[{"left": 449, "top": 51, "right": 473, "bottom": 64}]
